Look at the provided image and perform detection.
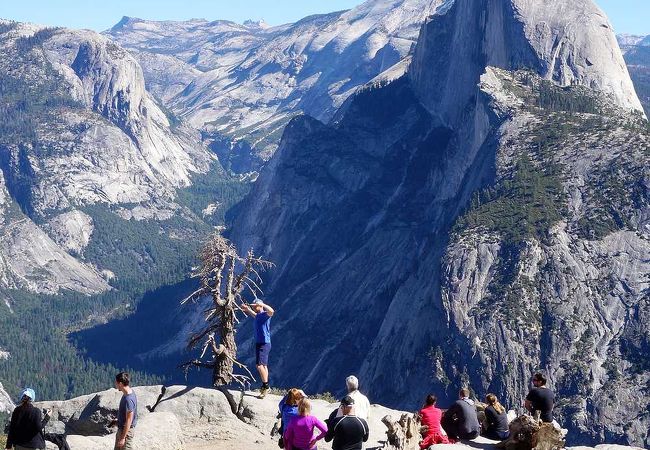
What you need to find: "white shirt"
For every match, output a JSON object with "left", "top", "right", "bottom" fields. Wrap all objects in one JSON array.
[{"left": 336, "top": 390, "right": 371, "bottom": 420}]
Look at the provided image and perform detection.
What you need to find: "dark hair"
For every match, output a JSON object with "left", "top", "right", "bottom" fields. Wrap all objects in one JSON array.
[
  {"left": 115, "top": 372, "right": 130, "bottom": 386},
  {"left": 459, "top": 388, "right": 470, "bottom": 398},
  {"left": 533, "top": 372, "right": 547, "bottom": 386},
  {"left": 425, "top": 394, "right": 437, "bottom": 406}
]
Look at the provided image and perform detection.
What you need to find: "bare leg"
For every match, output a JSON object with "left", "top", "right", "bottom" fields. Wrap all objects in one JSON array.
[{"left": 257, "top": 364, "right": 269, "bottom": 383}]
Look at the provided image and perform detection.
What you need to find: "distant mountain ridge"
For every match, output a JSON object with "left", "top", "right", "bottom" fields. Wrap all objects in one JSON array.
[
  {"left": 618, "top": 33, "right": 650, "bottom": 116},
  {"left": 104, "top": 0, "right": 444, "bottom": 172}
]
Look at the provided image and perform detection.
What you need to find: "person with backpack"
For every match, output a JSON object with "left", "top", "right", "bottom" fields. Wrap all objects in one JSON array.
[
  {"left": 482, "top": 393, "right": 510, "bottom": 441},
  {"left": 284, "top": 398, "right": 327, "bottom": 450},
  {"left": 325, "top": 396, "right": 369, "bottom": 450},
  {"left": 5, "top": 387, "right": 49, "bottom": 450}
]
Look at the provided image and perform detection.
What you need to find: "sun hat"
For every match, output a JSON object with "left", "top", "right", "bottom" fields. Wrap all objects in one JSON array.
[{"left": 19, "top": 387, "right": 35, "bottom": 402}]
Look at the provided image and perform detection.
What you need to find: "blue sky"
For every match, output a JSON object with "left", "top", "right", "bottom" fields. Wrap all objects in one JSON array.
[{"left": 0, "top": 0, "right": 648, "bottom": 35}]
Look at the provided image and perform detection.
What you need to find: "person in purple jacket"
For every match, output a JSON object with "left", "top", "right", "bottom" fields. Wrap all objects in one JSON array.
[{"left": 284, "top": 398, "right": 328, "bottom": 450}]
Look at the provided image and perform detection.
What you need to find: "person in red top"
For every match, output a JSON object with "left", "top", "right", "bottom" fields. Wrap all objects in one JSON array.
[{"left": 419, "top": 394, "right": 450, "bottom": 449}]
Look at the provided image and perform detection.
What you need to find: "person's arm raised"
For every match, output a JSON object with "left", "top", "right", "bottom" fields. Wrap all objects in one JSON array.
[
  {"left": 241, "top": 303, "right": 256, "bottom": 318},
  {"left": 263, "top": 302, "right": 275, "bottom": 317}
]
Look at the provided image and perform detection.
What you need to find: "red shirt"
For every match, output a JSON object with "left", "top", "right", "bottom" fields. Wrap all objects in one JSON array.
[{"left": 420, "top": 405, "right": 444, "bottom": 435}]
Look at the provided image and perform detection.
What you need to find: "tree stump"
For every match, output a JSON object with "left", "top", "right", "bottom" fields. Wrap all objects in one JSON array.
[
  {"left": 496, "top": 415, "right": 565, "bottom": 450},
  {"left": 382, "top": 414, "right": 420, "bottom": 450}
]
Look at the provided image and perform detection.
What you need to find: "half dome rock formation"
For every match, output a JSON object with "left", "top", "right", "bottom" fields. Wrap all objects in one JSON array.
[
  {"left": 229, "top": 0, "right": 649, "bottom": 446},
  {"left": 410, "top": 0, "right": 644, "bottom": 126}
]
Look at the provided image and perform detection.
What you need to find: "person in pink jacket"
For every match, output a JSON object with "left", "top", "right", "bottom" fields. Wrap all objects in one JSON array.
[{"left": 284, "top": 398, "right": 328, "bottom": 450}]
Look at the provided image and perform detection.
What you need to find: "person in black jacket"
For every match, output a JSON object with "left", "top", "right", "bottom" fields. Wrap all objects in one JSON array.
[
  {"left": 5, "top": 387, "right": 50, "bottom": 450},
  {"left": 325, "top": 395, "right": 369, "bottom": 450},
  {"left": 482, "top": 393, "right": 510, "bottom": 441}
]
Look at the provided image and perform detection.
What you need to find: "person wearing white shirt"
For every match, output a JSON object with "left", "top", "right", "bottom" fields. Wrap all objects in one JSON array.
[{"left": 336, "top": 375, "right": 371, "bottom": 420}]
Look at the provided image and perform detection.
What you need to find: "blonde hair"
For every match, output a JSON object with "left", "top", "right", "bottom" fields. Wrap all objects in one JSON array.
[
  {"left": 298, "top": 398, "right": 312, "bottom": 416},
  {"left": 486, "top": 393, "right": 505, "bottom": 414}
]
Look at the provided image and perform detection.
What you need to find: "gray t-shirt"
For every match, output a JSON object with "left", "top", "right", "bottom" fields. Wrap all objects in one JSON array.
[{"left": 118, "top": 392, "right": 138, "bottom": 429}]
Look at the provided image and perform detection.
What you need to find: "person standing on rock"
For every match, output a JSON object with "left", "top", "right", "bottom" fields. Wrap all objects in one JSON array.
[
  {"left": 5, "top": 387, "right": 50, "bottom": 450},
  {"left": 112, "top": 372, "right": 137, "bottom": 450},
  {"left": 284, "top": 398, "right": 328, "bottom": 450},
  {"left": 441, "top": 388, "right": 480, "bottom": 441},
  {"left": 325, "top": 396, "right": 369, "bottom": 450},
  {"left": 525, "top": 372, "right": 554, "bottom": 423},
  {"left": 242, "top": 299, "right": 275, "bottom": 398},
  {"left": 336, "top": 376, "right": 370, "bottom": 421}
]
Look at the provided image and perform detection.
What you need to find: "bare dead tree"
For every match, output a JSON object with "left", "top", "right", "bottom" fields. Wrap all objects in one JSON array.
[{"left": 180, "top": 233, "right": 273, "bottom": 389}]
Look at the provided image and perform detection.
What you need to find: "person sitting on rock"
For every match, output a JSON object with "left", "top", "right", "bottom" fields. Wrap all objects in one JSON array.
[
  {"left": 325, "top": 396, "right": 369, "bottom": 450},
  {"left": 418, "top": 394, "right": 450, "bottom": 448},
  {"left": 482, "top": 393, "right": 510, "bottom": 441},
  {"left": 525, "top": 372, "right": 554, "bottom": 423},
  {"left": 6, "top": 387, "right": 50, "bottom": 450},
  {"left": 284, "top": 398, "right": 327, "bottom": 450},
  {"left": 441, "top": 388, "right": 480, "bottom": 441},
  {"left": 336, "top": 375, "right": 370, "bottom": 421}
]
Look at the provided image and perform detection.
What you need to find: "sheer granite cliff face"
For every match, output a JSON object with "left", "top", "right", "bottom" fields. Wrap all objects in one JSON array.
[{"left": 229, "top": 1, "right": 648, "bottom": 446}]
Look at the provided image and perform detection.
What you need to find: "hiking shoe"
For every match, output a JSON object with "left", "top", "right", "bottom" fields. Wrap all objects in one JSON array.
[{"left": 259, "top": 386, "right": 269, "bottom": 398}]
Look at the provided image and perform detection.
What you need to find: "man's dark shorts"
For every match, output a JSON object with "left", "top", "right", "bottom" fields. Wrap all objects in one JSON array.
[{"left": 256, "top": 343, "right": 271, "bottom": 365}]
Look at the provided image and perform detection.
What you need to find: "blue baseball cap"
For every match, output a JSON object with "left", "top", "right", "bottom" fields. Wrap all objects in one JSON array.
[{"left": 19, "top": 388, "right": 35, "bottom": 402}]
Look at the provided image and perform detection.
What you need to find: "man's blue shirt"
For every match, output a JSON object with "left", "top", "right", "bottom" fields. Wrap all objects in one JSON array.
[{"left": 255, "top": 311, "right": 271, "bottom": 344}]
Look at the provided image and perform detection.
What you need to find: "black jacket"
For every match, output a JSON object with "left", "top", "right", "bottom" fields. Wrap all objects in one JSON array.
[
  {"left": 325, "top": 413, "right": 369, "bottom": 450},
  {"left": 6, "top": 402, "right": 46, "bottom": 449}
]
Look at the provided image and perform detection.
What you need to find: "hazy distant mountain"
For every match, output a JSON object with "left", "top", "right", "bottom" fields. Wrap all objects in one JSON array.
[
  {"left": 618, "top": 34, "right": 650, "bottom": 116},
  {"left": 105, "top": 0, "right": 442, "bottom": 172}
]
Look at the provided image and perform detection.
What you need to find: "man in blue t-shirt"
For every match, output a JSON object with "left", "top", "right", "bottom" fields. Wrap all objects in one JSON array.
[
  {"left": 112, "top": 372, "right": 137, "bottom": 449},
  {"left": 242, "top": 299, "right": 275, "bottom": 397}
]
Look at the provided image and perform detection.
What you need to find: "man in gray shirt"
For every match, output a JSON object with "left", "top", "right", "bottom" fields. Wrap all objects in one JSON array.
[
  {"left": 441, "top": 388, "right": 480, "bottom": 440},
  {"left": 113, "top": 372, "right": 137, "bottom": 449}
]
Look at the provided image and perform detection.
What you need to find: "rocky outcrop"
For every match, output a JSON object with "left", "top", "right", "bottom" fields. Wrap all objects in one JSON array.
[
  {"left": 38, "top": 385, "right": 404, "bottom": 450},
  {"left": 0, "top": 382, "right": 14, "bottom": 414},
  {"left": 228, "top": 0, "right": 649, "bottom": 446},
  {"left": 105, "top": 0, "right": 444, "bottom": 170}
]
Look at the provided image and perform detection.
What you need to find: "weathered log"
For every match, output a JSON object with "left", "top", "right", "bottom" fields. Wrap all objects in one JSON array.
[
  {"left": 496, "top": 415, "right": 565, "bottom": 450},
  {"left": 382, "top": 413, "right": 421, "bottom": 450}
]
